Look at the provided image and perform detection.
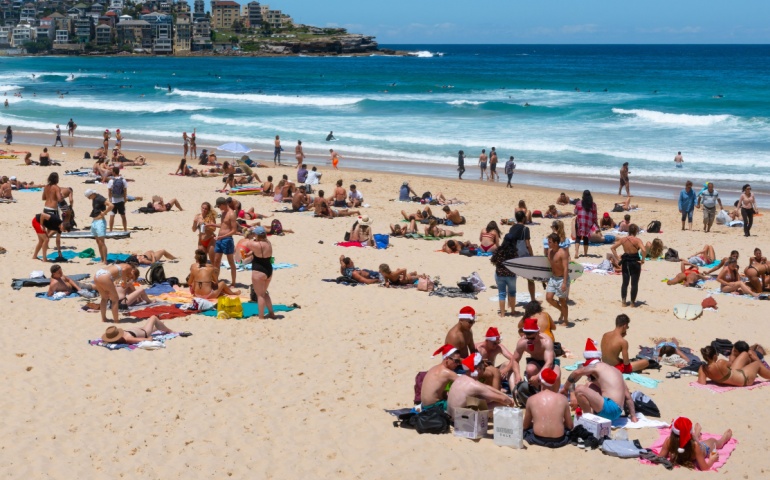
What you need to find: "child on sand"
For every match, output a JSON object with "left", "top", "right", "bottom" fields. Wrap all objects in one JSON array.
[{"left": 658, "top": 417, "right": 732, "bottom": 470}]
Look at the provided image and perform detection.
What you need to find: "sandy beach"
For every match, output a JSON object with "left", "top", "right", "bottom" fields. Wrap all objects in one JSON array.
[{"left": 1, "top": 140, "right": 768, "bottom": 478}]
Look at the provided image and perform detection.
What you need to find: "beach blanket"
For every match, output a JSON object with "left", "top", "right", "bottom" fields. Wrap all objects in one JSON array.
[
  {"left": 94, "top": 253, "right": 131, "bottom": 262},
  {"left": 705, "top": 289, "right": 758, "bottom": 300},
  {"left": 429, "top": 286, "right": 476, "bottom": 299},
  {"left": 639, "top": 429, "right": 738, "bottom": 471},
  {"left": 11, "top": 273, "right": 90, "bottom": 290},
  {"left": 153, "top": 290, "right": 196, "bottom": 304},
  {"left": 689, "top": 378, "right": 770, "bottom": 393},
  {"left": 41, "top": 250, "right": 78, "bottom": 261},
  {"left": 403, "top": 233, "right": 442, "bottom": 241},
  {"left": 35, "top": 291, "right": 80, "bottom": 301},
  {"left": 130, "top": 305, "right": 191, "bottom": 320},
  {"left": 17, "top": 187, "right": 42, "bottom": 192},
  {"left": 88, "top": 332, "right": 180, "bottom": 351},
  {"left": 322, "top": 278, "right": 361, "bottom": 286},
  {"left": 336, "top": 241, "right": 366, "bottom": 247},
  {"left": 144, "top": 282, "right": 176, "bottom": 296},
  {"left": 199, "top": 302, "right": 297, "bottom": 319},
  {"left": 561, "top": 362, "right": 660, "bottom": 388},
  {"left": 612, "top": 413, "right": 669, "bottom": 430}
]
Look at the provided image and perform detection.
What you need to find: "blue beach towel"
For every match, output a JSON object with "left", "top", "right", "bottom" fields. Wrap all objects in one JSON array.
[
  {"left": 40, "top": 251, "right": 79, "bottom": 261},
  {"left": 144, "top": 282, "right": 175, "bottom": 296},
  {"left": 199, "top": 302, "right": 297, "bottom": 318},
  {"left": 94, "top": 253, "right": 131, "bottom": 262}
]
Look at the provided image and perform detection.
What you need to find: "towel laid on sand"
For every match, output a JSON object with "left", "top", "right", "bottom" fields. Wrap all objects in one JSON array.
[
  {"left": 35, "top": 291, "right": 80, "bottom": 301},
  {"left": 639, "top": 429, "right": 738, "bottom": 471},
  {"left": 199, "top": 302, "right": 297, "bottom": 318},
  {"left": 220, "top": 261, "right": 297, "bottom": 272},
  {"left": 612, "top": 413, "right": 669, "bottom": 430},
  {"left": 41, "top": 250, "right": 78, "bottom": 261},
  {"left": 144, "top": 282, "right": 176, "bottom": 296},
  {"left": 12, "top": 273, "right": 90, "bottom": 290},
  {"left": 563, "top": 362, "right": 660, "bottom": 388},
  {"left": 336, "top": 241, "right": 366, "bottom": 248},
  {"left": 130, "top": 305, "right": 191, "bottom": 320},
  {"left": 689, "top": 378, "right": 770, "bottom": 393},
  {"left": 88, "top": 332, "right": 179, "bottom": 351}
]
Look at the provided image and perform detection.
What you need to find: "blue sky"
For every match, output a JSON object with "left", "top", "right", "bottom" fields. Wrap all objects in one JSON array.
[{"left": 207, "top": 1, "right": 770, "bottom": 44}]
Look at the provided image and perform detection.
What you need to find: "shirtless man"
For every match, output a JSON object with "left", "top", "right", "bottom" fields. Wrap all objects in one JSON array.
[
  {"left": 152, "top": 196, "right": 183, "bottom": 212},
  {"left": 556, "top": 192, "right": 571, "bottom": 206},
  {"left": 313, "top": 190, "right": 333, "bottom": 218},
  {"left": 338, "top": 256, "right": 381, "bottom": 284},
  {"left": 447, "top": 355, "right": 515, "bottom": 416},
  {"left": 41, "top": 172, "right": 64, "bottom": 259},
  {"left": 618, "top": 162, "right": 630, "bottom": 196},
  {"left": 511, "top": 318, "right": 560, "bottom": 392},
  {"left": 332, "top": 179, "right": 347, "bottom": 208},
  {"left": 445, "top": 306, "right": 478, "bottom": 358},
  {"left": 474, "top": 327, "right": 514, "bottom": 388},
  {"left": 488, "top": 147, "right": 499, "bottom": 182},
  {"left": 442, "top": 206, "right": 465, "bottom": 225},
  {"left": 291, "top": 186, "right": 311, "bottom": 212},
  {"left": 600, "top": 314, "right": 651, "bottom": 374},
  {"left": 560, "top": 339, "right": 637, "bottom": 423},
  {"left": 545, "top": 233, "right": 570, "bottom": 323},
  {"left": 420, "top": 345, "right": 462, "bottom": 411},
  {"left": 478, "top": 149, "right": 488, "bottom": 180},
  {"left": 46, "top": 264, "right": 96, "bottom": 298},
  {"left": 401, "top": 206, "right": 432, "bottom": 222},
  {"left": 261, "top": 176, "right": 274, "bottom": 196},
  {"left": 211, "top": 197, "right": 238, "bottom": 285},
  {"left": 523, "top": 368, "right": 573, "bottom": 448}
]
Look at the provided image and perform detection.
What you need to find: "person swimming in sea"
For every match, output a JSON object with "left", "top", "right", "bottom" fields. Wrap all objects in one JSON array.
[{"left": 326, "top": 131, "right": 336, "bottom": 141}]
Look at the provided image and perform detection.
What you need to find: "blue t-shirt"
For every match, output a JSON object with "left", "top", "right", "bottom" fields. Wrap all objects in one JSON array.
[
  {"left": 678, "top": 189, "right": 696, "bottom": 212},
  {"left": 399, "top": 185, "right": 410, "bottom": 201},
  {"left": 297, "top": 168, "right": 308, "bottom": 183}
]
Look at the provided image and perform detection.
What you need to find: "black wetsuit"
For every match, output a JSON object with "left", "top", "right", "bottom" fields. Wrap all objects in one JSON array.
[{"left": 458, "top": 153, "right": 465, "bottom": 179}]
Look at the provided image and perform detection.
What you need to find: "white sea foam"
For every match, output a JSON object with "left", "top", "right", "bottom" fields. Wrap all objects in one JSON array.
[
  {"left": 612, "top": 108, "right": 735, "bottom": 127},
  {"left": 446, "top": 100, "right": 486, "bottom": 106},
  {"left": 0, "top": 85, "right": 22, "bottom": 92},
  {"left": 408, "top": 51, "right": 438, "bottom": 58},
  {"left": 21, "top": 97, "right": 211, "bottom": 113},
  {"left": 171, "top": 88, "right": 363, "bottom": 107}
]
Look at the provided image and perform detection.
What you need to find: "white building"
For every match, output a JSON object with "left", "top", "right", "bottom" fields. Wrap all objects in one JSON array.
[{"left": 11, "top": 24, "right": 35, "bottom": 47}]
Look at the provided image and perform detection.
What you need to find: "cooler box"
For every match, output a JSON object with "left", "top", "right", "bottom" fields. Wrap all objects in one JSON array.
[{"left": 576, "top": 412, "right": 611, "bottom": 439}]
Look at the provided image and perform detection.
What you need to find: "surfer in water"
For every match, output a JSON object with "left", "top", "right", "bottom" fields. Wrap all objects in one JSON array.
[{"left": 326, "top": 131, "right": 336, "bottom": 141}]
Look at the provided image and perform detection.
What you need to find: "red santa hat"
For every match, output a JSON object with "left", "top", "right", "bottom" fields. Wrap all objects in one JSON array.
[
  {"left": 539, "top": 368, "right": 558, "bottom": 387},
  {"left": 458, "top": 306, "right": 476, "bottom": 321},
  {"left": 583, "top": 338, "right": 602, "bottom": 366},
  {"left": 522, "top": 318, "right": 540, "bottom": 333},
  {"left": 432, "top": 344, "right": 458, "bottom": 360},
  {"left": 671, "top": 417, "right": 693, "bottom": 453},
  {"left": 461, "top": 353, "right": 482, "bottom": 378},
  {"left": 485, "top": 327, "right": 501, "bottom": 342}
]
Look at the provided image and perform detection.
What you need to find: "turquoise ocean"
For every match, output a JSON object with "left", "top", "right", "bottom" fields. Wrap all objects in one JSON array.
[{"left": 1, "top": 45, "right": 769, "bottom": 198}]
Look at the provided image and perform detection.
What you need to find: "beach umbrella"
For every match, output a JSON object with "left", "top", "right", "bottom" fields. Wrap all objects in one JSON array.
[{"left": 216, "top": 142, "right": 252, "bottom": 155}]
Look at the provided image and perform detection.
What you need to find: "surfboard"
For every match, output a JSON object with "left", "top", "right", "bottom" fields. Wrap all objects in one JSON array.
[
  {"left": 503, "top": 256, "right": 584, "bottom": 282},
  {"left": 60, "top": 231, "right": 131, "bottom": 239},
  {"left": 673, "top": 303, "right": 703, "bottom": 320}
]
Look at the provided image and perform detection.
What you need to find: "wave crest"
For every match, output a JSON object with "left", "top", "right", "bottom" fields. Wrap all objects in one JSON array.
[
  {"left": 171, "top": 89, "right": 362, "bottom": 107},
  {"left": 613, "top": 108, "right": 734, "bottom": 127}
]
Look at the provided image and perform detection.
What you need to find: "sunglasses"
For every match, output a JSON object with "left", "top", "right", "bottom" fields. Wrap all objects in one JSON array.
[{"left": 451, "top": 358, "right": 462, "bottom": 364}]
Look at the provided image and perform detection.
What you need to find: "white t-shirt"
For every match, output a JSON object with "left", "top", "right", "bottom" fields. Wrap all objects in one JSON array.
[
  {"left": 699, "top": 190, "right": 720, "bottom": 209},
  {"left": 107, "top": 176, "right": 125, "bottom": 203},
  {"left": 349, "top": 189, "right": 363, "bottom": 200},
  {"left": 306, "top": 171, "right": 321, "bottom": 185}
]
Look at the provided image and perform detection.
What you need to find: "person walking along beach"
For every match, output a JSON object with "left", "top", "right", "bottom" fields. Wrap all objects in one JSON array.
[
  {"left": 330, "top": 149, "right": 341, "bottom": 170},
  {"left": 739, "top": 184, "right": 758, "bottom": 237},
  {"left": 678, "top": 181, "right": 696, "bottom": 231},
  {"left": 505, "top": 156, "right": 515, "bottom": 188},
  {"left": 489, "top": 147, "right": 499, "bottom": 182},
  {"left": 457, "top": 150, "right": 465, "bottom": 179},
  {"left": 619, "top": 162, "right": 630, "bottom": 196},
  {"left": 478, "top": 149, "right": 488, "bottom": 180},
  {"left": 611, "top": 224, "right": 645, "bottom": 307},
  {"left": 53, "top": 124, "right": 63, "bottom": 147},
  {"left": 295, "top": 140, "right": 305, "bottom": 167},
  {"left": 182, "top": 132, "right": 189, "bottom": 159},
  {"left": 697, "top": 182, "right": 722, "bottom": 233}
]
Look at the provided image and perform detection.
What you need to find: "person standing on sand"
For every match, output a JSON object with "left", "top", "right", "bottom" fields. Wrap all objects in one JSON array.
[
  {"left": 66, "top": 118, "right": 75, "bottom": 137},
  {"left": 102, "top": 129, "right": 110, "bottom": 151},
  {"left": 295, "top": 140, "right": 305, "bottom": 167},
  {"left": 674, "top": 151, "right": 684, "bottom": 168},
  {"left": 182, "top": 132, "right": 189, "bottom": 159},
  {"left": 619, "top": 162, "right": 630, "bottom": 196},
  {"left": 212, "top": 197, "right": 238, "bottom": 286},
  {"left": 115, "top": 129, "right": 123, "bottom": 150},
  {"left": 546, "top": 233, "right": 570, "bottom": 324},
  {"left": 505, "top": 156, "right": 516, "bottom": 188},
  {"left": 190, "top": 129, "right": 197, "bottom": 158},
  {"left": 611, "top": 224, "right": 645, "bottom": 307},
  {"left": 53, "top": 124, "right": 63, "bottom": 147},
  {"left": 697, "top": 182, "right": 722, "bottom": 233},
  {"left": 457, "top": 150, "right": 465, "bottom": 180},
  {"left": 738, "top": 184, "right": 758, "bottom": 237},
  {"left": 274, "top": 135, "right": 282, "bottom": 165},
  {"left": 573, "top": 189, "right": 597, "bottom": 259},
  {"left": 478, "top": 149, "right": 488, "bottom": 180},
  {"left": 489, "top": 147, "right": 499, "bottom": 181},
  {"left": 85, "top": 189, "right": 113, "bottom": 265},
  {"left": 4, "top": 125, "right": 12, "bottom": 145},
  {"left": 330, "top": 148, "right": 341, "bottom": 170},
  {"left": 678, "top": 181, "right": 696, "bottom": 231}
]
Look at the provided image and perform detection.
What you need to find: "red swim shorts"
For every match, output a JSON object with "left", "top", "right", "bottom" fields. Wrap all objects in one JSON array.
[
  {"left": 614, "top": 363, "right": 633, "bottom": 374},
  {"left": 32, "top": 217, "right": 45, "bottom": 234}
]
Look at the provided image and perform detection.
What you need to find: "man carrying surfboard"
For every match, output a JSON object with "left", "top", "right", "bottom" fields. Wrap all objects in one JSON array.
[{"left": 546, "top": 233, "right": 570, "bottom": 324}]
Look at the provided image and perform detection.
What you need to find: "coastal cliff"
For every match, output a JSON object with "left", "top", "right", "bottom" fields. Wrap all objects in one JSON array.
[{"left": 258, "top": 34, "right": 380, "bottom": 55}]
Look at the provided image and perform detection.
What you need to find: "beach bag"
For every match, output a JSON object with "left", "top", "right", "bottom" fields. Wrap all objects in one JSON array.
[
  {"left": 270, "top": 219, "right": 283, "bottom": 235},
  {"left": 84, "top": 151, "right": 91, "bottom": 159},
  {"left": 612, "top": 204, "right": 624, "bottom": 212},
  {"left": 513, "top": 380, "right": 537, "bottom": 407},
  {"left": 701, "top": 297, "right": 718, "bottom": 310},
  {"left": 646, "top": 220, "right": 662, "bottom": 233},
  {"left": 664, "top": 248, "right": 679, "bottom": 262},
  {"left": 412, "top": 408, "right": 451, "bottom": 434},
  {"left": 515, "top": 227, "right": 530, "bottom": 258},
  {"left": 413, "top": 371, "right": 427, "bottom": 404},
  {"left": 715, "top": 210, "right": 729, "bottom": 225},
  {"left": 111, "top": 177, "right": 125, "bottom": 197},
  {"left": 417, "top": 276, "right": 435, "bottom": 292},
  {"left": 532, "top": 210, "right": 542, "bottom": 218},
  {"left": 468, "top": 272, "right": 486, "bottom": 292},
  {"left": 217, "top": 296, "right": 243, "bottom": 319},
  {"left": 630, "top": 391, "right": 661, "bottom": 418},
  {"left": 145, "top": 262, "right": 166, "bottom": 284},
  {"left": 457, "top": 280, "right": 475, "bottom": 293}
]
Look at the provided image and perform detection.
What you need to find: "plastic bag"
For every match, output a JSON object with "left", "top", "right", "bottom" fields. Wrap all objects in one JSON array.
[{"left": 217, "top": 296, "right": 243, "bottom": 319}]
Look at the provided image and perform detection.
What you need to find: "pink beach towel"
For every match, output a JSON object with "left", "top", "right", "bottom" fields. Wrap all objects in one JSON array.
[
  {"left": 689, "top": 378, "right": 770, "bottom": 393},
  {"left": 639, "top": 429, "right": 738, "bottom": 472},
  {"left": 335, "top": 241, "right": 366, "bottom": 248}
]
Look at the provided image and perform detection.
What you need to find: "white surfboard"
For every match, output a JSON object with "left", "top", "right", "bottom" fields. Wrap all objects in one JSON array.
[
  {"left": 673, "top": 303, "right": 703, "bottom": 320},
  {"left": 503, "top": 256, "right": 584, "bottom": 282}
]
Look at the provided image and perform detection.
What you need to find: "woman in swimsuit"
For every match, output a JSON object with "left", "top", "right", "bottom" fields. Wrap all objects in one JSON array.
[
  {"left": 349, "top": 217, "right": 374, "bottom": 246},
  {"left": 659, "top": 416, "right": 732, "bottom": 470},
  {"left": 479, "top": 221, "right": 501, "bottom": 253},
  {"left": 717, "top": 259, "right": 760, "bottom": 297},
  {"left": 699, "top": 345, "right": 770, "bottom": 387},
  {"left": 685, "top": 244, "right": 716, "bottom": 267},
  {"left": 189, "top": 249, "right": 240, "bottom": 299},
  {"left": 242, "top": 226, "right": 276, "bottom": 319},
  {"left": 193, "top": 202, "right": 217, "bottom": 264},
  {"left": 175, "top": 158, "right": 199, "bottom": 176},
  {"left": 379, "top": 264, "right": 420, "bottom": 286},
  {"left": 116, "top": 280, "right": 151, "bottom": 306},
  {"left": 101, "top": 315, "right": 174, "bottom": 345},
  {"left": 644, "top": 238, "right": 665, "bottom": 260},
  {"left": 390, "top": 219, "right": 418, "bottom": 236},
  {"left": 666, "top": 263, "right": 709, "bottom": 287},
  {"left": 425, "top": 219, "right": 463, "bottom": 238},
  {"left": 94, "top": 262, "right": 139, "bottom": 323},
  {"left": 130, "top": 249, "right": 177, "bottom": 265},
  {"left": 519, "top": 300, "right": 556, "bottom": 341},
  {"left": 745, "top": 248, "right": 769, "bottom": 293},
  {"left": 610, "top": 224, "right": 646, "bottom": 307},
  {"left": 515, "top": 200, "right": 532, "bottom": 224},
  {"left": 599, "top": 212, "right": 614, "bottom": 230},
  {"left": 738, "top": 184, "right": 758, "bottom": 237}
]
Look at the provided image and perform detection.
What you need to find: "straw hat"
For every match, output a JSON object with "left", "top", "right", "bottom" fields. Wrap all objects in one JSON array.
[
  {"left": 358, "top": 215, "right": 373, "bottom": 226},
  {"left": 102, "top": 326, "right": 124, "bottom": 343}
]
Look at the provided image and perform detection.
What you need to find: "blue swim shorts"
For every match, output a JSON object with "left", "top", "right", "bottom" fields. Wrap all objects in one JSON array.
[
  {"left": 90, "top": 218, "right": 106, "bottom": 238},
  {"left": 597, "top": 397, "right": 622, "bottom": 421},
  {"left": 215, "top": 236, "right": 235, "bottom": 255}
]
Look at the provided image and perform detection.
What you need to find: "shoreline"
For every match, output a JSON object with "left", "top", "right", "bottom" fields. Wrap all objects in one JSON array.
[{"left": 8, "top": 129, "right": 768, "bottom": 205}]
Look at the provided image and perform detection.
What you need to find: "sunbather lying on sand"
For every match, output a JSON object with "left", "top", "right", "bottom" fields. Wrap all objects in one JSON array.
[
  {"left": 699, "top": 344, "right": 770, "bottom": 386},
  {"left": 391, "top": 219, "right": 418, "bottom": 236},
  {"left": 127, "top": 249, "right": 178, "bottom": 265},
  {"left": 425, "top": 219, "right": 463, "bottom": 238},
  {"left": 379, "top": 263, "right": 421, "bottom": 286},
  {"left": 100, "top": 315, "right": 173, "bottom": 345},
  {"left": 339, "top": 256, "right": 382, "bottom": 284},
  {"left": 666, "top": 263, "right": 710, "bottom": 287}
]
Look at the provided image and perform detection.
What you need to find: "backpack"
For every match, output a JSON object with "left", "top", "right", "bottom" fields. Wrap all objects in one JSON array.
[
  {"left": 612, "top": 204, "right": 624, "bottom": 212},
  {"left": 646, "top": 220, "right": 662, "bottom": 233},
  {"left": 270, "top": 219, "right": 283, "bottom": 235},
  {"left": 664, "top": 248, "right": 679, "bottom": 262},
  {"left": 394, "top": 408, "right": 451, "bottom": 434},
  {"left": 630, "top": 391, "right": 661, "bottom": 418},
  {"left": 84, "top": 151, "right": 91, "bottom": 159},
  {"left": 111, "top": 177, "right": 125, "bottom": 198},
  {"left": 145, "top": 262, "right": 166, "bottom": 285}
]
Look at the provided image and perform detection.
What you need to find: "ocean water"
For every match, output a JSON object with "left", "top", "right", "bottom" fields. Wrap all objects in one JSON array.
[{"left": 1, "top": 45, "right": 769, "bottom": 196}]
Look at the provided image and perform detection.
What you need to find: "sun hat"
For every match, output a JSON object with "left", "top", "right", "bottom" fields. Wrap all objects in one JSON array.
[
  {"left": 402, "top": 181, "right": 409, "bottom": 186},
  {"left": 252, "top": 226, "right": 266, "bottom": 236},
  {"left": 102, "top": 326, "right": 124, "bottom": 343},
  {"left": 358, "top": 215, "right": 373, "bottom": 226},
  {"left": 84, "top": 189, "right": 97, "bottom": 198}
]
